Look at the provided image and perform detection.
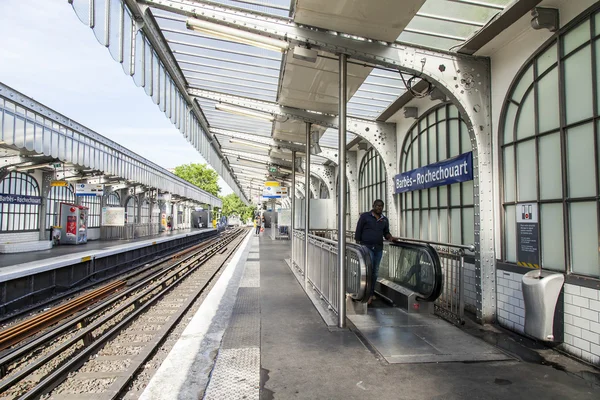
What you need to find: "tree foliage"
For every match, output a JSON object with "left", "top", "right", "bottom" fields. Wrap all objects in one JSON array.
[
  {"left": 220, "top": 193, "right": 255, "bottom": 222},
  {"left": 173, "top": 163, "right": 220, "bottom": 196}
]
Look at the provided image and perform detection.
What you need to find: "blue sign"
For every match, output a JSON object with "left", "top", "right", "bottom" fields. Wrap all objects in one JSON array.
[
  {"left": 0, "top": 193, "right": 43, "bottom": 205},
  {"left": 394, "top": 152, "right": 473, "bottom": 194}
]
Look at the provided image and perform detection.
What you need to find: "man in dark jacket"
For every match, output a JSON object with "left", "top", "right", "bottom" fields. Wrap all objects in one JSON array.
[{"left": 354, "top": 199, "right": 396, "bottom": 304}]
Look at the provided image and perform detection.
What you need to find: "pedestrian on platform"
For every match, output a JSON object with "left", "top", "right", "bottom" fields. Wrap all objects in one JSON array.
[
  {"left": 255, "top": 216, "right": 261, "bottom": 235},
  {"left": 354, "top": 199, "right": 397, "bottom": 305}
]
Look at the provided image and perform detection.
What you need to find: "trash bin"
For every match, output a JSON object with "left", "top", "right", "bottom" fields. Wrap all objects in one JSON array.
[{"left": 522, "top": 269, "right": 564, "bottom": 342}]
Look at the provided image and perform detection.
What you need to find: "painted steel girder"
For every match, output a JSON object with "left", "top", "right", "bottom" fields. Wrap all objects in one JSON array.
[{"left": 145, "top": 0, "right": 493, "bottom": 321}]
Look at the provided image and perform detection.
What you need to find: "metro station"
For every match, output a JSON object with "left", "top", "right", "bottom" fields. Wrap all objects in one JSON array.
[{"left": 0, "top": 0, "right": 599, "bottom": 399}]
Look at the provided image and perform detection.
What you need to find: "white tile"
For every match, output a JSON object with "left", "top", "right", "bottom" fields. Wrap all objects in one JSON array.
[
  {"left": 590, "top": 320, "right": 600, "bottom": 333},
  {"left": 496, "top": 285, "right": 504, "bottom": 294},
  {"left": 564, "top": 293, "right": 574, "bottom": 305},
  {"left": 504, "top": 304, "right": 515, "bottom": 314},
  {"left": 564, "top": 323, "right": 582, "bottom": 338},
  {"left": 580, "top": 350, "right": 600, "bottom": 365},
  {"left": 564, "top": 313, "right": 574, "bottom": 324},
  {"left": 581, "top": 329, "right": 600, "bottom": 345},
  {"left": 590, "top": 299, "right": 600, "bottom": 311},
  {"left": 563, "top": 334, "right": 573, "bottom": 345},
  {"left": 501, "top": 271, "right": 513, "bottom": 280},
  {"left": 509, "top": 280, "right": 521, "bottom": 290},
  {"left": 509, "top": 296, "right": 521, "bottom": 307},
  {"left": 564, "top": 344, "right": 583, "bottom": 358},
  {"left": 580, "top": 287, "right": 599, "bottom": 301},
  {"left": 514, "top": 307, "right": 525, "bottom": 317},
  {"left": 498, "top": 277, "right": 509, "bottom": 288},
  {"left": 572, "top": 295, "right": 590, "bottom": 309},
  {"left": 498, "top": 293, "right": 509, "bottom": 303},
  {"left": 499, "top": 309, "right": 509, "bottom": 320},
  {"left": 564, "top": 284, "right": 581, "bottom": 296},
  {"left": 509, "top": 312, "right": 520, "bottom": 324},
  {"left": 572, "top": 316, "right": 591, "bottom": 330},
  {"left": 564, "top": 303, "right": 581, "bottom": 317},
  {"left": 581, "top": 308, "right": 599, "bottom": 323},
  {"left": 497, "top": 300, "right": 505, "bottom": 310},
  {"left": 591, "top": 343, "right": 600, "bottom": 357},
  {"left": 573, "top": 337, "right": 591, "bottom": 352}
]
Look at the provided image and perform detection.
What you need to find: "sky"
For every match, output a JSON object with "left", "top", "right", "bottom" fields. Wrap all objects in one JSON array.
[{"left": 0, "top": 0, "right": 233, "bottom": 196}]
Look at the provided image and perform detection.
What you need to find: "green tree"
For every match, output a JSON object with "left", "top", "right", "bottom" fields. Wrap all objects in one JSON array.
[
  {"left": 221, "top": 193, "right": 255, "bottom": 222},
  {"left": 173, "top": 163, "right": 220, "bottom": 196}
]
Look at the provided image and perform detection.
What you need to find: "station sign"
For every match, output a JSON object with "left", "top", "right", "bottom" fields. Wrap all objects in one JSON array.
[
  {"left": 0, "top": 193, "right": 42, "bottom": 205},
  {"left": 51, "top": 180, "right": 69, "bottom": 187},
  {"left": 75, "top": 183, "right": 104, "bottom": 197},
  {"left": 394, "top": 152, "right": 473, "bottom": 194},
  {"left": 516, "top": 203, "right": 540, "bottom": 269}
]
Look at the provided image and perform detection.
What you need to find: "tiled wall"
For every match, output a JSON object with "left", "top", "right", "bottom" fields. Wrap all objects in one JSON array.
[
  {"left": 563, "top": 284, "right": 600, "bottom": 366},
  {"left": 464, "top": 262, "right": 478, "bottom": 312},
  {"left": 496, "top": 270, "right": 525, "bottom": 334},
  {"left": 0, "top": 231, "right": 40, "bottom": 244},
  {"left": 496, "top": 269, "right": 600, "bottom": 366}
]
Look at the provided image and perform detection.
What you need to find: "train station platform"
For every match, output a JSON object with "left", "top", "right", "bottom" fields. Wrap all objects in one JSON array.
[
  {"left": 0, "top": 228, "right": 217, "bottom": 314},
  {"left": 141, "top": 230, "right": 600, "bottom": 400}
]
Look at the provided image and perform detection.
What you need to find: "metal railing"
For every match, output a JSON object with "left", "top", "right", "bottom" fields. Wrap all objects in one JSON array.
[
  {"left": 292, "top": 230, "right": 370, "bottom": 315},
  {"left": 380, "top": 238, "right": 474, "bottom": 324}
]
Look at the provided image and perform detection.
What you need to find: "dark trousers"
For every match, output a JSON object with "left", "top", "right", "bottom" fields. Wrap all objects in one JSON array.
[
  {"left": 255, "top": 225, "right": 261, "bottom": 234},
  {"left": 366, "top": 247, "right": 383, "bottom": 297}
]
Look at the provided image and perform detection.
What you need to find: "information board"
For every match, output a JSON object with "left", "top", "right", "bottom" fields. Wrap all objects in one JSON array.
[
  {"left": 102, "top": 207, "right": 125, "bottom": 226},
  {"left": 516, "top": 202, "right": 540, "bottom": 269},
  {"left": 278, "top": 209, "right": 291, "bottom": 226}
]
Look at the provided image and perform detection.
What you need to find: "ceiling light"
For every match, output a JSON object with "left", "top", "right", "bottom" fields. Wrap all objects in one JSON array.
[
  {"left": 186, "top": 18, "right": 289, "bottom": 53},
  {"left": 229, "top": 138, "right": 271, "bottom": 150},
  {"left": 215, "top": 103, "right": 274, "bottom": 121}
]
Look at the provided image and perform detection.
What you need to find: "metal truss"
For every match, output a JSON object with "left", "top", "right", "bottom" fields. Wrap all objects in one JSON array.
[{"left": 136, "top": 0, "right": 492, "bottom": 321}]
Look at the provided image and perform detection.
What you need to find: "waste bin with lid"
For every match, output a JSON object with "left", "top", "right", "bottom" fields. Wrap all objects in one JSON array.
[{"left": 521, "top": 269, "right": 564, "bottom": 342}]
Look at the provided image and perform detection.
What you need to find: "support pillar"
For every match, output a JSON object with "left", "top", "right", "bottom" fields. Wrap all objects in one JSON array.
[
  {"left": 291, "top": 150, "right": 296, "bottom": 265},
  {"left": 338, "top": 53, "right": 347, "bottom": 328},
  {"left": 304, "top": 123, "right": 311, "bottom": 287}
]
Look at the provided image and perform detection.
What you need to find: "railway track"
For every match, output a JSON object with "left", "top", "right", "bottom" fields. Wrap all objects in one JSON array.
[{"left": 0, "top": 227, "right": 249, "bottom": 399}]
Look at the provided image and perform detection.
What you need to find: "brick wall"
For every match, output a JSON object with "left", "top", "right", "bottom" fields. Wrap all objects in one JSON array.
[
  {"left": 562, "top": 284, "right": 600, "bottom": 365},
  {"left": 0, "top": 231, "right": 40, "bottom": 244},
  {"left": 464, "top": 262, "right": 478, "bottom": 312},
  {"left": 496, "top": 269, "right": 600, "bottom": 366},
  {"left": 496, "top": 270, "right": 525, "bottom": 334}
]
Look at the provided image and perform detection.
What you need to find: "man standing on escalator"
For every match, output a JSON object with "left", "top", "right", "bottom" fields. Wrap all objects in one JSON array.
[{"left": 354, "top": 199, "right": 397, "bottom": 305}]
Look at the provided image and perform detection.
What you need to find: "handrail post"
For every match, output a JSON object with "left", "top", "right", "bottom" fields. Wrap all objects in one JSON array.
[
  {"left": 337, "top": 53, "right": 347, "bottom": 328},
  {"left": 291, "top": 150, "right": 296, "bottom": 267},
  {"left": 459, "top": 249, "right": 465, "bottom": 322},
  {"left": 304, "top": 122, "right": 311, "bottom": 288}
]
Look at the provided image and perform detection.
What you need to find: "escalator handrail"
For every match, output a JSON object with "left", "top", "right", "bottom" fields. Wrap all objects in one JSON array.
[{"left": 387, "top": 240, "right": 444, "bottom": 302}]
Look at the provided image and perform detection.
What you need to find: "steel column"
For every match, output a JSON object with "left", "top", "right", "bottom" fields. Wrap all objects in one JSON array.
[
  {"left": 338, "top": 54, "right": 347, "bottom": 329},
  {"left": 304, "top": 123, "right": 311, "bottom": 287},
  {"left": 292, "top": 150, "right": 296, "bottom": 264}
]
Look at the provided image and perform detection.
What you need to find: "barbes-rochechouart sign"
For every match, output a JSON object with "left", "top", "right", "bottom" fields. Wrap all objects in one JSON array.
[
  {"left": 0, "top": 194, "right": 43, "bottom": 205},
  {"left": 394, "top": 152, "right": 473, "bottom": 194}
]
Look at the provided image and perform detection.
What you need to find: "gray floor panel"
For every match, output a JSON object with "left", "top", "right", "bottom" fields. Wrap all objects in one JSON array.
[{"left": 351, "top": 306, "right": 513, "bottom": 364}]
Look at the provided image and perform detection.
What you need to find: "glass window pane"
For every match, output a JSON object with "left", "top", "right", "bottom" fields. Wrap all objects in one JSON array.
[
  {"left": 564, "top": 46, "right": 593, "bottom": 124},
  {"left": 516, "top": 91, "right": 535, "bottom": 141},
  {"left": 439, "top": 209, "right": 448, "bottom": 243},
  {"left": 512, "top": 65, "right": 533, "bottom": 102},
  {"left": 430, "top": 210, "right": 439, "bottom": 242},
  {"left": 462, "top": 207, "right": 474, "bottom": 246},
  {"left": 517, "top": 140, "right": 537, "bottom": 201},
  {"left": 595, "top": 40, "right": 600, "bottom": 116},
  {"left": 422, "top": 209, "right": 429, "bottom": 240},
  {"left": 413, "top": 210, "right": 420, "bottom": 238},
  {"left": 539, "top": 133, "right": 562, "bottom": 200},
  {"left": 420, "top": 134, "right": 428, "bottom": 166},
  {"left": 451, "top": 209, "right": 461, "bottom": 244},
  {"left": 439, "top": 185, "right": 448, "bottom": 207},
  {"left": 450, "top": 183, "right": 461, "bottom": 206},
  {"left": 505, "top": 205, "right": 517, "bottom": 262},
  {"left": 540, "top": 203, "right": 565, "bottom": 271},
  {"left": 429, "top": 127, "right": 437, "bottom": 163},
  {"left": 421, "top": 189, "right": 428, "bottom": 208},
  {"left": 449, "top": 121, "right": 460, "bottom": 157},
  {"left": 3, "top": 112, "right": 14, "bottom": 144},
  {"left": 504, "top": 146, "right": 516, "bottom": 202},
  {"left": 567, "top": 123, "right": 595, "bottom": 198},
  {"left": 448, "top": 105, "right": 458, "bottom": 119},
  {"left": 437, "top": 105, "right": 446, "bottom": 121},
  {"left": 462, "top": 181, "right": 474, "bottom": 206},
  {"left": 438, "top": 121, "right": 447, "bottom": 160},
  {"left": 563, "top": 19, "right": 590, "bottom": 55},
  {"left": 460, "top": 122, "right": 470, "bottom": 153},
  {"left": 430, "top": 187, "right": 438, "bottom": 207},
  {"left": 537, "top": 67, "right": 560, "bottom": 133},
  {"left": 570, "top": 202, "right": 599, "bottom": 277},
  {"left": 503, "top": 103, "right": 518, "bottom": 145},
  {"left": 406, "top": 209, "right": 413, "bottom": 238},
  {"left": 536, "top": 42, "right": 557, "bottom": 74}
]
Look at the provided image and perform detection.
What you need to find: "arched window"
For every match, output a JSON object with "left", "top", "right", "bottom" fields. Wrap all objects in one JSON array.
[
  {"left": 358, "top": 148, "right": 386, "bottom": 214},
  {"left": 126, "top": 196, "right": 138, "bottom": 224},
  {"left": 106, "top": 192, "right": 120, "bottom": 207},
  {"left": 79, "top": 195, "right": 101, "bottom": 228},
  {"left": 335, "top": 175, "right": 351, "bottom": 227},
  {"left": 500, "top": 7, "right": 600, "bottom": 278},
  {"left": 399, "top": 103, "right": 473, "bottom": 244},
  {"left": 140, "top": 199, "right": 151, "bottom": 224},
  {"left": 0, "top": 172, "right": 40, "bottom": 232},
  {"left": 46, "top": 185, "right": 75, "bottom": 230}
]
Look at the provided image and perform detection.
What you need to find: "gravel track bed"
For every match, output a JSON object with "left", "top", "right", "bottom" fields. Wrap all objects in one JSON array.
[
  {"left": 0, "top": 236, "right": 230, "bottom": 400},
  {"left": 42, "top": 231, "right": 247, "bottom": 399}
]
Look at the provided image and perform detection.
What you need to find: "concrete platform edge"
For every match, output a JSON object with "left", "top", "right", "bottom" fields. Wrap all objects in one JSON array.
[{"left": 139, "top": 229, "right": 254, "bottom": 400}]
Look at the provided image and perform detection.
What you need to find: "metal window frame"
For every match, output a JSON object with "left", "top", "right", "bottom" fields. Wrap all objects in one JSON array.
[
  {"left": 0, "top": 171, "right": 41, "bottom": 232},
  {"left": 498, "top": 3, "right": 600, "bottom": 280}
]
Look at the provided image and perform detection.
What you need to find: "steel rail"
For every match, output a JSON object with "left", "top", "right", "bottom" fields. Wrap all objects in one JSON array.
[{"left": 0, "top": 231, "right": 235, "bottom": 392}]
